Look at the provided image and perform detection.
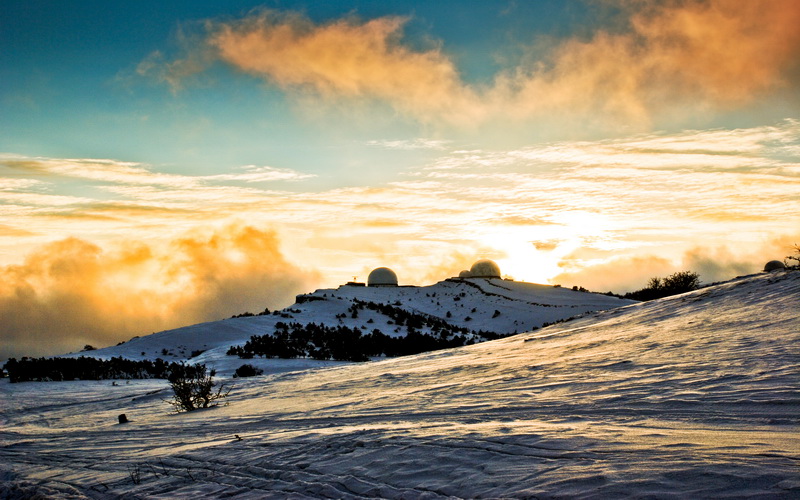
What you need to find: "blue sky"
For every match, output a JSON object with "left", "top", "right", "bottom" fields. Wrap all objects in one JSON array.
[
  {"left": 3, "top": 0, "right": 796, "bottom": 177},
  {"left": 2, "top": 1, "right": 599, "bottom": 176},
  {"left": 1, "top": 0, "right": 799, "bottom": 357}
]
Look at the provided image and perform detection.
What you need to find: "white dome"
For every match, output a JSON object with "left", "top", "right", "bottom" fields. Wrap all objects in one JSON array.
[
  {"left": 764, "top": 260, "right": 786, "bottom": 272},
  {"left": 458, "top": 270, "right": 472, "bottom": 278},
  {"left": 368, "top": 267, "right": 398, "bottom": 286},
  {"left": 470, "top": 259, "right": 501, "bottom": 278}
]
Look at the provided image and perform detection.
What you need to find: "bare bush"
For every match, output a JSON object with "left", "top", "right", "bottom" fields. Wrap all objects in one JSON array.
[
  {"left": 787, "top": 244, "right": 800, "bottom": 268},
  {"left": 167, "top": 363, "right": 229, "bottom": 412}
]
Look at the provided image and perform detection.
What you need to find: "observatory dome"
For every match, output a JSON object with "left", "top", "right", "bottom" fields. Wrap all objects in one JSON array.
[
  {"left": 458, "top": 270, "right": 472, "bottom": 278},
  {"left": 368, "top": 267, "right": 398, "bottom": 286},
  {"left": 469, "top": 259, "right": 501, "bottom": 278},
  {"left": 764, "top": 260, "right": 786, "bottom": 272}
]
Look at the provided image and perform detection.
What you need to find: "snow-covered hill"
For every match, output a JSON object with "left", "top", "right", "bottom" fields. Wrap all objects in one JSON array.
[
  {"left": 1, "top": 270, "right": 798, "bottom": 498},
  {"left": 65, "top": 277, "right": 634, "bottom": 375}
]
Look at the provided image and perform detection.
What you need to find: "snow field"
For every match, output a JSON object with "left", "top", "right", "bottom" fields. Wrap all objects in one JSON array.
[{"left": 1, "top": 271, "right": 798, "bottom": 498}]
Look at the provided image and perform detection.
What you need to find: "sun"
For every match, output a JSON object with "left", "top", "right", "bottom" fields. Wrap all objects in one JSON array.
[
  {"left": 477, "top": 232, "right": 560, "bottom": 284},
  {"left": 482, "top": 211, "right": 616, "bottom": 284}
]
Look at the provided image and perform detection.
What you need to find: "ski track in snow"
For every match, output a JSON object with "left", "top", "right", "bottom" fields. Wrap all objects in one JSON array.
[{"left": 1, "top": 271, "right": 799, "bottom": 498}]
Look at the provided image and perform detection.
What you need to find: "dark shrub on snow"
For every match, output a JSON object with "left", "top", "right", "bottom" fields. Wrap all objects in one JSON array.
[
  {"left": 167, "top": 363, "right": 229, "bottom": 412},
  {"left": 233, "top": 364, "right": 264, "bottom": 378},
  {"left": 624, "top": 271, "right": 701, "bottom": 301}
]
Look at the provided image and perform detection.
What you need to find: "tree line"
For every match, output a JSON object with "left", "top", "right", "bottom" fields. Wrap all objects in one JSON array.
[
  {"left": 3, "top": 356, "right": 183, "bottom": 383},
  {"left": 227, "top": 320, "right": 505, "bottom": 362}
]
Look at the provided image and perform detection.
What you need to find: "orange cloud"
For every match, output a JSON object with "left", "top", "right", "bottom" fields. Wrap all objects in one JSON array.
[
  {"left": 496, "top": 0, "right": 800, "bottom": 125},
  {"left": 552, "top": 254, "right": 675, "bottom": 293},
  {"left": 144, "top": 1, "right": 800, "bottom": 128},
  {"left": 209, "top": 11, "right": 481, "bottom": 124},
  {"left": 0, "top": 224, "right": 35, "bottom": 237},
  {"left": 552, "top": 234, "right": 799, "bottom": 294},
  {"left": 631, "top": 0, "right": 800, "bottom": 103},
  {"left": 418, "top": 250, "right": 482, "bottom": 284},
  {"left": 0, "top": 224, "right": 318, "bottom": 360}
]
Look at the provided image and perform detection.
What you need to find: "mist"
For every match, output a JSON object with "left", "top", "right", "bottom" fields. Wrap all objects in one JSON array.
[{"left": 0, "top": 224, "right": 318, "bottom": 360}]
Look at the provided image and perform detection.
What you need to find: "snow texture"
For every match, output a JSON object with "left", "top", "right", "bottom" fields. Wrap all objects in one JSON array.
[{"left": 1, "top": 271, "right": 798, "bottom": 498}]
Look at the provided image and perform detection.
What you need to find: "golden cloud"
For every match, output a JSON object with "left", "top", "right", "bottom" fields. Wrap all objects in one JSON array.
[
  {"left": 2, "top": 122, "right": 797, "bottom": 303},
  {"left": 552, "top": 254, "right": 675, "bottom": 293},
  {"left": 494, "top": 0, "right": 800, "bottom": 125},
  {"left": 0, "top": 224, "right": 36, "bottom": 237},
  {"left": 208, "top": 11, "right": 482, "bottom": 124},
  {"left": 552, "top": 233, "right": 800, "bottom": 294},
  {"left": 143, "top": 1, "right": 800, "bottom": 128},
  {"left": 490, "top": 216, "right": 557, "bottom": 227},
  {"left": 0, "top": 224, "right": 318, "bottom": 360},
  {"left": 1, "top": 156, "right": 313, "bottom": 187},
  {"left": 418, "top": 250, "right": 481, "bottom": 284},
  {"left": 532, "top": 240, "right": 561, "bottom": 252}
]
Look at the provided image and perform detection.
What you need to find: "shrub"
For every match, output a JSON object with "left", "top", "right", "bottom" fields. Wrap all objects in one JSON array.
[
  {"left": 233, "top": 364, "right": 264, "bottom": 378},
  {"left": 625, "top": 271, "right": 701, "bottom": 301},
  {"left": 167, "top": 363, "right": 229, "bottom": 412},
  {"left": 787, "top": 244, "right": 800, "bottom": 268},
  {"left": 662, "top": 271, "right": 701, "bottom": 293}
]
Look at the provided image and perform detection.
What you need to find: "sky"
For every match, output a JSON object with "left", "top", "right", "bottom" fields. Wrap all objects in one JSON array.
[{"left": 1, "top": 0, "right": 799, "bottom": 358}]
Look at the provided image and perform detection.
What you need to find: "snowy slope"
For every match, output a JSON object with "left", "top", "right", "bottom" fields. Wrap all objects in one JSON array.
[
  {"left": 63, "top": 277, "right": 633, "bottom": 376},
  {"left": 1, "top": 270, "right": 798, "bottom": 498}
]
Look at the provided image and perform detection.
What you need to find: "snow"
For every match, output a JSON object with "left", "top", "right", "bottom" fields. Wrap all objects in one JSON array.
[
  {"left": 1, "top": 270, "right": 798, "bottom": 498},
  {"left": 58, "top": 277, "right": 634, "bottom": 377}
]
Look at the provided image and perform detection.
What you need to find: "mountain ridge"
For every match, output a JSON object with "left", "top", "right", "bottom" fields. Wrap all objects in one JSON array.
[{"left": 63, "top": 276, "right": 635, "bottom": 375}]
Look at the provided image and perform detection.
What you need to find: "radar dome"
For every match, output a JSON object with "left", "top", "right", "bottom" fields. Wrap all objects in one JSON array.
[
  {"left": 469, "top": 259, "right": 501, "bottom": 278},
  {"left": 368, "top": 267, "right": 398, "bottom": 286},
  {"left": 764, "top": 260, "right": 786, "bottom": 272},
  {"left": 458, "top": 270, "right": 472, "bottom": 278}
]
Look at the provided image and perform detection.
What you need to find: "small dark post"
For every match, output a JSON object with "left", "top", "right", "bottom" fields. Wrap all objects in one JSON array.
[{"left": 118, "top": 413, "right": 129, "bottom": 424}]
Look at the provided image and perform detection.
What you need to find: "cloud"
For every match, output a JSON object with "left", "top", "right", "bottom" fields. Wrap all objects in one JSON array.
[
  {"left": 680, "top": 247, "right": 756, "bottom": 284},
  {"left": 206, "top": 165, "right": 315, "bottom": 182},
  {"left": 142, "top": 1, "right": 800, "bottom": 128},
  {"left": 0, "top": 224, "right": 35, "bottom": 237},
  {"left": 532, "top": 240, "right": 561, "bottom": 252},
  {"left": 551, "top": 234, "right": 800, "bottom": 293},
  {"left": 2, "top": 121, "right": 797, "bottom": 291},
  {"left": 552, "top": 254, "right": 675, "bottom": 292},
  {"left": 0, "top": 177, "right": 45, "bottom": 190},
  {"left": 208, "top": 11, "right": 482, "bottom": 124},
  {"left": 134, "top": 22, "right": 217, "bottom": 93},
  {"left": 490, "top": 216, "right": 557, "bottom": 227},
  {"left": 0, "top": 155, "right": 314, "bottom": 188},
  {"left": 418, "top": 250, "right": 480, "bottom": 284},
  {"left": 365, "top": 139, "right": 451, "bottom": 150},
  {"left": 493, "top": 0, "right": 800, "bottom": 126},
  {"left": 0, "top": 224, "right": 318, "bottom": 360}
]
